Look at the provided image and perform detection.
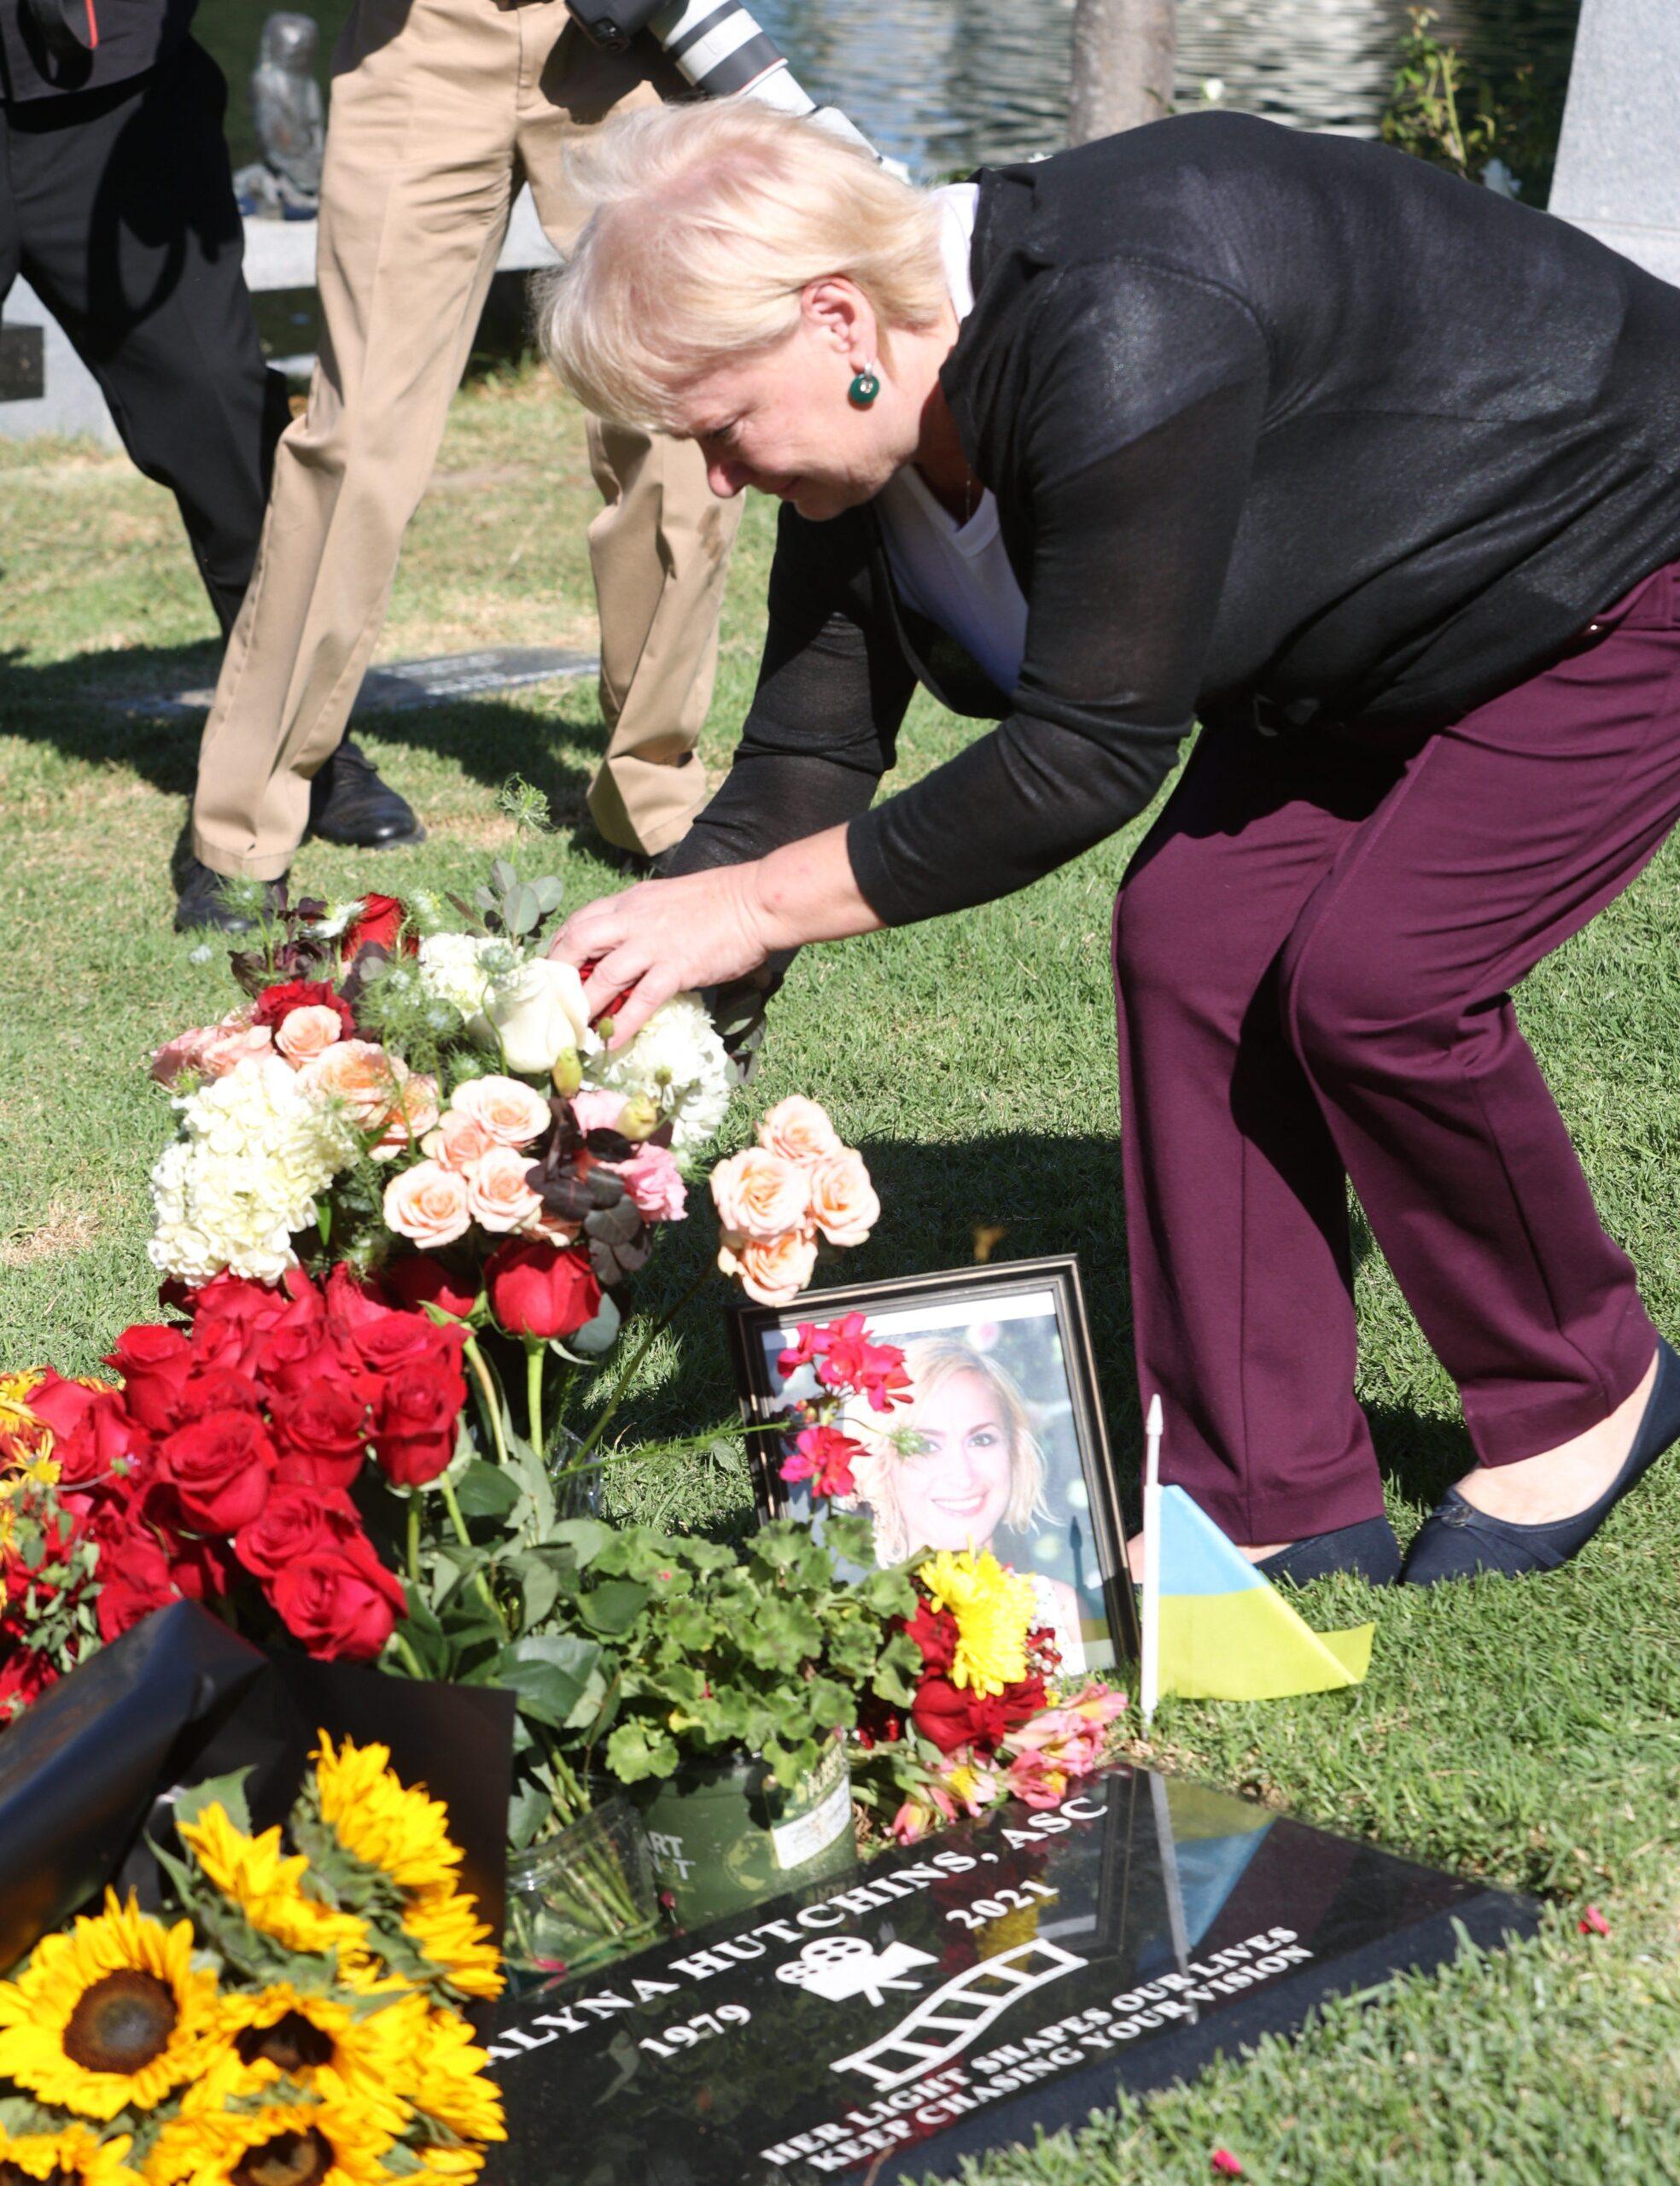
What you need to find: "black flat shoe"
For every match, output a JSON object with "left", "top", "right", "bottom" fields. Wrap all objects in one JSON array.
[
  {"left": 309, "top": 737, "right": 425, "bottom": 849},
  {"left": 173, "top": 857, "right": 287, "bottom": 934},
  {"left": 1402, "top": 1336, "right": 1680, "bottom": 1587},
  {"left": 1252, "top": 1516, "right": 1402, "bottom": 1588}
]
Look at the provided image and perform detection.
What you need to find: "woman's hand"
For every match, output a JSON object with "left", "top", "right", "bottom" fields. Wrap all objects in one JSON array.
[
  {"left": 549, "top": 826, "right": 884, "bottom": 1044},
  {"left": 548, "top": 862, "right": 773, "bottom": 1043}
]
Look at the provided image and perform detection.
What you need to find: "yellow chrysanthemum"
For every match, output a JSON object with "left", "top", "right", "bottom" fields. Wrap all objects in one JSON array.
[
  {"left": 311, "top": 1736, "right": 463, "bottom": 1896},
  {"left": 378, "top": 2006, "right": 505, "bottom": 2148},
  {"left": 178, "top": 1805, "right": 366, "bottom": 1960},
  {"left": 0, "top": 1891, "right": 220, "bottom": 2120},
  {"left": 189, "top": 1985, "right": 411, "bottom": 2138},
  {"left": 399, "top": 1885, "right": 504, "bottom": 2003},
  {"left": 0, "top": 2123, "right": 143, "bottom": 2186},
  {"left": 918, "top": 1548, "right": 1036, "bottom": 1697},
  {"left": 146, "top": 2092, "right": 394, "bottom": 2186}
]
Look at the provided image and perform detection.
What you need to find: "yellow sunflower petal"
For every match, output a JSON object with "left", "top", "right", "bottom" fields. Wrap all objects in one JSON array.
[
  {"left": 178, "top": 1805, "right": 366, "bottom": 1960},
  {"left": 146, "top": 2093, "right": 395, "bottom": 2186},
  {"left": 377, "top": 2007, "right": 505, "bottom": 2146},
  {"left": 0, "top": 2124, "right": 143, "bottom": 2186},
  {"left": 400, "top": 1885, "right": 504, "bottom": 2003},
  {"left": 311, "top": 1736, "right": 464, "bottom": 1897}
]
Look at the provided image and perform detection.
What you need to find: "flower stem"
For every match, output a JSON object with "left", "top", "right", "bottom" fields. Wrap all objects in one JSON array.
[
  {"left": 438, "top": 1466, "right": 511, "bottom": 1645},
  {"left": 526, "top": 1341, "right": 545, "bottom": 1459},
  {"left": 406, "top": 1497, "right": 422, "bottom": 1589},
  {"left": 463, "top": 1333, "right": 510, "bottom": 1468},
  {"left": 391, "top": 1628, "right": 429, "bottom": 1680},
  {"left": 574, "top": 1268, "right": 709, "bottom": 1464}
]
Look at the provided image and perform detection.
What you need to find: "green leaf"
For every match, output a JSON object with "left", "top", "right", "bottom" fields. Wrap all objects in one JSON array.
[
  {"left": 174, "top": 1766, "right": 254, "bottom": 1837},
  {"left": 563, "top": 1292, "right": 621, "bottom": 1358},
  {"left": 506, "top": 883, "right": 541, "bottom": 935},
  {"left": 490, "top": 1633, "right": 606, "bottom": 1730},
  {"left": 604, "top": 1718, "right": 679, "bottom": 1783},
  {"left": 489, "top": 858, "right": 517, "bottom": 895},
  {"left": 575, "top": 1577, "right": 651, "bottom": 1638},
  {"left": 452, "top": 1458, "right": 522, "bottom": 1521},
  {"left": 531, "top": 876, "right": 566, "bottom": 915}
]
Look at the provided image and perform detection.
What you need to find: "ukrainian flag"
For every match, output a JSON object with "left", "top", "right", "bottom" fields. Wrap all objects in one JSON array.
[{"left": 1152, "top": 1485, "right": 1374, "bottom": 1701}]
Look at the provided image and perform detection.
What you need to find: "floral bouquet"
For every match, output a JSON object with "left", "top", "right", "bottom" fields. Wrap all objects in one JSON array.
[{"left": 0, "top": 1733, "right": 505, "bottom": 2186}]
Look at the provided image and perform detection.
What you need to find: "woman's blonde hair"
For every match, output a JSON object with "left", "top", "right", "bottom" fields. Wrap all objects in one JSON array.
[
  {"left": 534, "top": 101, "right": 947, "bottom": 431},
  {"left": 846, "top": 1337, "right": 1047, "bottom": 1564}
]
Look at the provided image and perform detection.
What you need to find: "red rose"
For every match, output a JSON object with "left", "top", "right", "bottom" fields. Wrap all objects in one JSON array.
[
  {"left": 252, "top": 979, "right": 355, "bottom": 1035},
  {"left": 268, "top": 1372, "right": 371, "bottom": 1491},
  {"left": 268, "top": 1536, "right": 406, "bottom": 1661},
  {"left": 485, "top": 1239, "right": 602, "bottom": 1340},
  {"left": 93, "top": 1524, "right": 182, "bottom": 1642},
  {"left": 324, "top": 1267, "right": 440, "bottom": 1379},
  {"left": 341, "top": 896, "right": 412, "bottom": 965},
  {"left": 26, "top": 1370, "right": 102, "bottom": 1443},
  {"left": 50, "top": 1388, "right": 150, "bottom": 1489},
  {"left": 903, "top": 1599, "right": 960, "bottom": 1675},
  {"left": 0, "top": 1647, "right": 58, "bottom": 1722},
  {"left": 156, "top": 1410, "right": 277, "bottom": 1534},
  {"left": 383, "top": 1255, "right": 481, "bottom": 1321},
  {"left": 104, "top": 1324, "right": 195, "bottom": 1432},
  {"left": 234, "top": 1487, "right": 361, "bottom": 1581},
  {"left": 184, "top": 1274, "right": 297, "bottom": 1376},
  {"left": 172, "top": 1368, "right": 264, "bottom": 1425},
  {"left": 372, "top": 1359, "right": 467, "bottom": 1488},
  {"left": 912, "top": 1675, "right": 1045, "bottom": 1756},
  {"left": 249, "top": 1287, "right": 330, "bottom": 1391}
]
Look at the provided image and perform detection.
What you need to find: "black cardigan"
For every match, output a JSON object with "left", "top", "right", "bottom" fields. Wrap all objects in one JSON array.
[{"left": 668, "top": 114, "right": 1680, "bottom": 927}]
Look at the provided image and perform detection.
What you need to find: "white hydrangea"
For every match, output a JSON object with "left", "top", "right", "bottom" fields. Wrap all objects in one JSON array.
[
  {"left": 148, "top": 1054, "right": 359, "bottom": 1284},
  {"left": 417, "top": 932, "right": 507, "bottom": 1020},
  {"left": 587, "top": 992, "right": 732, "bottom": 1157}
]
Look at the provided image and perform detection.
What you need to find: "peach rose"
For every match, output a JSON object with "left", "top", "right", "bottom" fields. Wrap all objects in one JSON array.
[
  {"left": 275, "top": 1005, "right": 347, "bottom": 1067},
  {"left": 451, "top": 1073, "right": 553, "bottom": 1148},
  {"left": 569, "top": 1089, "right": 627, "bottom": 1135},
  {"left": 717, "top": 1225, "right": 818, "bottom": 1307},
  {"left": 466, "top": 1144, "right": 543, "bottom": 1234},
  {"left": 382, "top": 1160, "right": 472, "bottom": 1250},
  {"left": 370, "top": 1073, "right": 442, "bottom": 1163},
  {"left": 524, "top": 1207, "right": 583, "bottom": 1246},
  {"left": 423, "top": 1107, "right": 497, "bottom": 1174},
  {"left": 300, "top": 1039, "right": 406, "bottom": 1131},
  {"left": 806, "top": 1149, "right": 879, "bottom": 1247},
  {"left": 756, "top": 1096, "right": 842, "bottom": 1166},
  {"left": 709, "top": 1148, "right": 810, "bottom": 1242}
]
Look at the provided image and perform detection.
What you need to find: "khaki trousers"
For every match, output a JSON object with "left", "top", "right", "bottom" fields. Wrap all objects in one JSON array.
[{"left": 191, "top": 0, "right": 740, "bottom": 874}]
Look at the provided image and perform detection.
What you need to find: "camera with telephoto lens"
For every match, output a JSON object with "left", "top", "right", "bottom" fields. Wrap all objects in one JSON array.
[{"left": 563, "top": 0, "right": 881, "bottom": 160}]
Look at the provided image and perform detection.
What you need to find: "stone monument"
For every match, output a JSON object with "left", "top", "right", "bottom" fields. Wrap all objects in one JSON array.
[
  {"left": 1549, "top": 0, "right": 1680, "bottom": 286},
  {"left": 234, "top": 12, "right": 326, "bottom": 221}
]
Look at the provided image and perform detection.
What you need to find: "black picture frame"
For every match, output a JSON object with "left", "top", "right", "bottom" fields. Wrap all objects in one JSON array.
[{"left": 726, "top": 1254, "right": 1140, "bottom": 1667}]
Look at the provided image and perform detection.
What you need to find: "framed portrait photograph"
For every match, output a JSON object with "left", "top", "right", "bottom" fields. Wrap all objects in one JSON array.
[{"left": 726, "top": 1255, "right": 1139, "bottom": 1670}]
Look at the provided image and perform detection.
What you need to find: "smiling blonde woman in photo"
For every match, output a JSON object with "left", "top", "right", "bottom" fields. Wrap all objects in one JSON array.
[{"left": 544, "top": 98, "right": 1680, "bottom": 1592}]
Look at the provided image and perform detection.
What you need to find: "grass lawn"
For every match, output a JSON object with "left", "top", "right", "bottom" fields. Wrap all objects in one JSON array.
[{"left": 3, "top": 361, "right": 1678, "bottom": 2184}]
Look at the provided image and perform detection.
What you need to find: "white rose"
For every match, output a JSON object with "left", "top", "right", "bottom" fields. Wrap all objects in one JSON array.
[{"left": 473, "top": 958, "right": 600, "bottom": 1076}]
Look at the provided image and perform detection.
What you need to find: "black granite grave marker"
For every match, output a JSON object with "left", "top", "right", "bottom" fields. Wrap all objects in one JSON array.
[
  {"left": 485, "top": 1762, "right": 1539, "bottom": 2186},
  {"left": 0, "top": 325, "right": 45, "bottom": 403}
]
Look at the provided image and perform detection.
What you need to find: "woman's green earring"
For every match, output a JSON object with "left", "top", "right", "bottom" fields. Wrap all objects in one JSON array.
[{"left": 849, "top": 366, "right": 882, "bottom": 407}]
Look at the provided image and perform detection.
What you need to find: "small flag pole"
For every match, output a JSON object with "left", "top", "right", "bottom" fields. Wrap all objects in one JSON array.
[{"left": 1140, "top": 1393, "right": 1163, "bottom": 1728}]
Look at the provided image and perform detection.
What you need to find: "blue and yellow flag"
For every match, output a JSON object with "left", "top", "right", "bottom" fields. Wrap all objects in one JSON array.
[{"left": 1153, "top": 1486, "right": 1374, "bottom": 1701}]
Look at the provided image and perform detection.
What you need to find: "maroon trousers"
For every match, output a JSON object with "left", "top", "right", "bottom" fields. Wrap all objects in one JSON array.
[{"left": 1113, "top": 558, "right": 1680, "bottom": 1545}]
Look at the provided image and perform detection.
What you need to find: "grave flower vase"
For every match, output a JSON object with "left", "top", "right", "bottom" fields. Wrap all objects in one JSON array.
[{"left": 637, "top": 1733, "right": 856, "bottom": 1927}]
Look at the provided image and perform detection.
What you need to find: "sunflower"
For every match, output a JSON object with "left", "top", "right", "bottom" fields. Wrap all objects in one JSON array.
[
  {"left": 309, "top": 1738, "right": 462, "bottom": 1897},
  {"left": 397, "top": 1886, "right": 503, "bottom": 2004},
  {"left": 409, "top": 2149, "right": 485, "bottom": 2184},
  {"left": 917, "top": 1549, "right": 1036, "bottom": 1697},
  {"left": 0, "top": 1893, "right": 220, "bottom": 2120},
  {"left": 0, "top": 2124, "right": 143, "bottom": 2186},
  {"left": 0, "top": 1370, "right": 48, "bottom": 1468},
  {"left": 376, "top": 2007, "right": 505, "bottom": 2148},
  {"left": 188, "top": 1985, "right": 411, "bottom": 2139},
  {"left": 145, "top": 2092, "right": 394, "bottom": 2186},
  {"left": 177, "top": 1807, "right": 366, "bottom": 1961}
]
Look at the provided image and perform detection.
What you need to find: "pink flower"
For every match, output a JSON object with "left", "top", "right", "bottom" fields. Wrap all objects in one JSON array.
[
  {"left": 710, "top": 1147, "right": 809, "bottom": 1242},
  {"left": 806, "top": 1149, "right": 879, "bottom": 1248},
  {"left": 816, "top": 1314, "right": 912, "bottom": 1412},
  {"left": 888, "top": 1786, "right": 957, "bottom": 1845},
  {"left": 275, "top": 1004, "right": 348, "bottom": 1067},
  {"left": 717, "top": 1225, "right": 817, "bottom": 1307},
  {"left": 614, "top": 1140, "right": 686, "bottom": 1223},
  {"left": 466, "top": 1144, "right": 544, "bottom": 1234},
  {"left": 570, "top": 1089, "right": 627, "bottom": 1135},
  {"left": 1579, "top": 1904, "right": 1611, "bottom": 1937},
  {"left": 1211, "top": 2155, "right": 1244, "bottom": 2178},
  {"left": 1004, "top": 1747, "right": 1073, "bottom": 1810},
  {"left": 423, "top": 1107, "right": 496, "bottom": 1174},
  {"left": 780, "top": 1423, "right": 866, "bottom": 1499},
  {"left": 382, "top": 1160, "right": 472, "bottom": 1250},
  {"left": 370, "top": 1073, "right": 442, "bottom": 1163},
  {"left": 300, "top": 1039, "right": 405, "bottom": 1130},
  {"left": 154, "top": 1012, "right": 276, "bottom": 1085},
  {"left": 451, "top": 1073, "right": 551, "bottom": 1148},
  {"left": 755, "top": 1096, "right": 841, "bottom": 1166}
]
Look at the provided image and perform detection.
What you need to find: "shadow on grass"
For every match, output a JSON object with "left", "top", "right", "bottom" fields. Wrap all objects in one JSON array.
[
  {"left": 589, "top": 1130, "right": 1466, "bottom": 1538},
  {"left": 0, "top": 642, "right": 603, "bottom": 839}
]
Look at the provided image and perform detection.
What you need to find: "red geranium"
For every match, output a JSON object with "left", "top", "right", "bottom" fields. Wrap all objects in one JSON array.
[
  {"left": 780, "top": 1424, "right": 866, "bottom": 1499},
  {"left": 485, "top": 1239, "right": 602, "bottom": 1340},
  {"left": 371, "top": 1358, "right": 467, "bottom": 1488},
  {"left": 269, "top": 1535, "right": 405, "bottom": 1661},
  {"left": 252, "top": 980, "right": 355, "bottom": 1035},
  {"left": 156, "top": 1410, "right": 277, "bottom": 1534}
]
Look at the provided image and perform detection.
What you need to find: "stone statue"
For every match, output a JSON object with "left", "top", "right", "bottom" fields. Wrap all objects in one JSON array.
[{"left": 234, "top": 13, "right": 324, "bottom": 219}]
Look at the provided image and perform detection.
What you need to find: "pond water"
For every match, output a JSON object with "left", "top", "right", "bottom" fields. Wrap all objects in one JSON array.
[{"left": 198, "top": 0, "right": 1579, "bottom": 180}]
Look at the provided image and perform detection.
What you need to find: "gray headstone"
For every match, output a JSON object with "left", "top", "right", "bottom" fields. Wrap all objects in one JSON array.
[{"left": 1550, "top": 0, "right": 1680, "bottom": 287}]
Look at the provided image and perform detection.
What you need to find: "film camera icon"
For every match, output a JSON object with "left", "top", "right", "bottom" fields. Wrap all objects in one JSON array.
[{"left": 775, "top": 1935, "right": 937, "bottom": 2008}]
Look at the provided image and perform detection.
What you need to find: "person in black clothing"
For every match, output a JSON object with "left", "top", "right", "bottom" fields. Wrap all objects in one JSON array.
[
  {"left": 0, "top": 0, "right": 417, "bottom": 887},
  {"left": 537, "top": 100, "right": 1680, "bottom": 1593}
]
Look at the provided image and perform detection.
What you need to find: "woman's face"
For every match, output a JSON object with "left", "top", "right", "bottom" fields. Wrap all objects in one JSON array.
[
  {"left": 670, "top": 289, "right": 921, "bottom": 522},
  {"left": 893, "top": 1371, "right": 1015, "bottom": 1553}
]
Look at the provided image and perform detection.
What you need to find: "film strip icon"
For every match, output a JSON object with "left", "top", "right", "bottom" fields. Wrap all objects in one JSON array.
[{"left": 830, "top": 1939, "right": 1087, "bottom": 2092}]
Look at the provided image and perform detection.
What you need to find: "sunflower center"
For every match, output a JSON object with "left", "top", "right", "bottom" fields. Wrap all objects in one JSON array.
[
  {"left": 62, "top": 1969, "right": 178, "bottom": 2073},
  {"left": 232, "top": 2126, "right": 334, "bottom": 2186},
  {"left": 1, "top": 2168, "right": 75, "bottom": 2186},
  {"left": 236, "top": 2013, "right": 335, "bottom": 2073}
]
